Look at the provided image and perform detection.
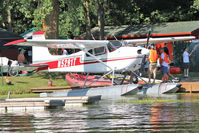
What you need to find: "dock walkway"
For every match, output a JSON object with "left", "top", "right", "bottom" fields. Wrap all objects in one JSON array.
[
  {"left": 179, "top": 77, "right": 199, "bottom": 93},
  {"left": 0, "top": 95, "right": 101, "bottom": 113}
]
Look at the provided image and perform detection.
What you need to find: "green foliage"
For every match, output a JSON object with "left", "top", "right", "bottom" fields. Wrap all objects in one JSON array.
[
  {"left": 0, "top": 0, "right": 199, "bottom": 38},
  {"left": 193, "top": 0, "right": 199, "bottom": 10},
  {"left": 61, "top": 0, "right": 83, "bottom": 37},
  {"left": 173, "top": 41, "right": 188, "bottom": 68},
  {"left": 33, "top": 0, "right": 53, "bottom": 31},
  {"left": 119, "top": 96, "right": 184, "bottom": 104},
  {"left": 173, "top": 41, "right": 199, "bottom": 72},
  {"left": 119, "top": 96, "right": 199, "bottom": 104},
  {"left": 11, "top": 0, "right": 36, "bottom": 33}
]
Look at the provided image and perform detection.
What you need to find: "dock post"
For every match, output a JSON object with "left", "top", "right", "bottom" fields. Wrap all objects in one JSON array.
[
  {"left": 112, "top": 68, "right": 115, "bottom": 85},
  {"left": 190, "top": 84, "right": 192, "bottom": 94}
]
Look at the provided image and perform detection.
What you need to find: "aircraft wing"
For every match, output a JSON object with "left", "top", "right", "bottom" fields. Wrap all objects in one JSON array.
[
  {"left": 124, "top": 36, "right": 196, "bottom": 45},
  {"left": 4, "top": 39, "right": 109, "bottom": 50},
  {"left": 4, "top": 35, "right": 196, "bottom": 49}
]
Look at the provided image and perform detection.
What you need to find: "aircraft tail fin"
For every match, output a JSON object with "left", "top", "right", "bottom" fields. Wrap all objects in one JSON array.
[{"left": 32, "top": 30, "right": 45, "bottom": 40}]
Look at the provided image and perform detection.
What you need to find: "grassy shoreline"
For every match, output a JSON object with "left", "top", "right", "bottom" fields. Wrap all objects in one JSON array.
[
  {"left": 0, "top": 72, "right": 69, "bottom": 98},
  {"left": 0, "top": 93, "right": 40, "bottom": 99}
]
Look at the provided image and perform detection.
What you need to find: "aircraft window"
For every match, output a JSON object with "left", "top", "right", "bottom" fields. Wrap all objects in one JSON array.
[
  {"left": 48, "top": 48, "right": 80, "bottom": 55},
  {"left": 107, "top": 43, "right": 116, "bottom": 52},
  {"left": 48, "top": 48, "right": 59, "bottom": 55},
  {"left": 86, "top": 49, "right": 94, "bottom": 56},
  {"left": 107, "top": 41, "right": 122, "bottom": 52},
  {"left": 94, "top": 47, "right": 105, "bottom": 56},
  {"left": 110, "top": 41, "right": 122, "bottom": 49}
]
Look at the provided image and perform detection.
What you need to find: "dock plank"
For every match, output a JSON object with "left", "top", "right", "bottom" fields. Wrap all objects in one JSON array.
[
  {"left": 5, "top": 95, "right": 100, "bottom": 102},
  {"left": 0, "top": 101, "right": 49, "bottom": 107}
]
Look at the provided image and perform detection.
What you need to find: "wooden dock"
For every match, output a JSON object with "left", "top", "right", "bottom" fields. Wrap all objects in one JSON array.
[
  {"left": 0, "top": 95, "right": 101, "bottom": 113},
  {"left": 178, "top": 77, "right": 199, "bottom": 93},
  {"left": 179, "top": 82, "right": 199, "bottom": 93}
]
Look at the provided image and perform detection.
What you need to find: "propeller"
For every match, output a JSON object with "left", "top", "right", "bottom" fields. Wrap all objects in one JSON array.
[
  {"left": 139, "top": 27, "right": 151, "bottom": 76},
  {"left": 146, "top": 27, "right": 152, "bottom": 48}
]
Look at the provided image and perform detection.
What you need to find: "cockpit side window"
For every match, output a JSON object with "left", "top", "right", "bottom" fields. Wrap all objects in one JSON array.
[
  {"left": 86, "top": 46, "right": 106, "bottom": 57},
  {"left": 94, "top": 46, "right": 105, "bottom": 56},
  {"left": 86, "top": 49, "right": 94, "bottom": 56}
]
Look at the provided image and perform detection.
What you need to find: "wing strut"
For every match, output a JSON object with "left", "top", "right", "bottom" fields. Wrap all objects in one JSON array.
[
  {"left": 83, "top": 73, "right": 89, "bottom": 89},
  {"left": 85, "top": 69, "right": 114, "bottom": 88},
  {"left": 130, "top": 69, "right": 147, "bottom": 84},
  {"left": 76, "top": 45, "right": 116, "bottom": 88},
  {"left": 81, "top": 48, "right": 113, "bottom": 71}
]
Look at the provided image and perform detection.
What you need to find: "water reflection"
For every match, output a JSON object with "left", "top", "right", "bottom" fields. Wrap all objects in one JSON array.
[{"left": 1, "top": 94, "right": 199, "bottom": 132}]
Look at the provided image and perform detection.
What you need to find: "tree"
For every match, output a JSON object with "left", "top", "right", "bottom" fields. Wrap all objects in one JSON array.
[
  {"left": 0, "top": 0, "right": 35, "bottom": 34},
  {"left": 18, "top": 0, "right": 59, "bottom": 39},
  {"left": 1, "top": 0, "right": 199, "bottom": 39},
  {"left": 192, "top": 0, "right": 199, "bottom": 19},
  {"left": 43, "top": 0, "right": 59, "bottom": 39},
  {"left": 83, "top": 0, "right": 92, "bottom": 39},
  {"left": 6, "top": 0, "right": 12, "bottom": 32},
  {"left": 96, "top": 0, "right": 105, "bottom": 40},
  {"left": 60, "top": 0, "right": 86, "bottom": 38},
  {"left": 0, "top": 0, "right": 12, "bottom": 31}
]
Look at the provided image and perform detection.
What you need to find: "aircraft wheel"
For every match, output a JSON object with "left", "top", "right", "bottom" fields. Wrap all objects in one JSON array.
[{"left": 8, "top": 68, "right": 19, "bottom": 77}]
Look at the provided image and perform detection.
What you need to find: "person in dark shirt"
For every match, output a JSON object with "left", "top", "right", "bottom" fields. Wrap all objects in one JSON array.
[{"left": 164, "top": 43, "right": 169, "bottom": 55}]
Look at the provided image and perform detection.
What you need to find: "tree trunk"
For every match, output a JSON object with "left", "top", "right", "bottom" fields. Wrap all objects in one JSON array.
[
  {"left": 5, "top": 0, "right": 12, "bottom": 32},
  {"left": 84, "top": 0, "right": 92, "bottom": 39},
  {"left": 97, "top": 0, "right": 104, "bottom": 40},
  {"left": 7, "top": 7, "right": 12, "bottom": 32},
  {"left": 43, "top": 0, "right": 59, "bottom": 39}
]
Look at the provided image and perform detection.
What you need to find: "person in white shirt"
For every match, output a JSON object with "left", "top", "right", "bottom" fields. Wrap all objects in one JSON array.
[
  {"left": 161, "top": 48, "right": 169, "bottom": 82},
  {"left": 183, "top": 48, "right": 193, "bottom": 78},
  {"left": 62, "top": 48, "right": 68, "bottom": 55}
]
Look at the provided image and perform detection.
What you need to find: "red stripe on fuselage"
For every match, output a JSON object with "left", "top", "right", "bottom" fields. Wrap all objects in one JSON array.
[
  {"left": 33, "top": 56, "right": 142, "bottom": 70},
  {"left": 84, "top": 57, "right": 142, "bottom": 65}
]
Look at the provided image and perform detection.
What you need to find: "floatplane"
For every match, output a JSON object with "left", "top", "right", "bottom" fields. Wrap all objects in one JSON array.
[{"left": 4, "top": 31, "right": 194, "bottom": 98}]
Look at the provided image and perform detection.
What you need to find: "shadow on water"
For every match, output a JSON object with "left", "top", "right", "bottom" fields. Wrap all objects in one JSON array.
[{"left": 1, "top": 94, "right": 199, "bottom": 132}]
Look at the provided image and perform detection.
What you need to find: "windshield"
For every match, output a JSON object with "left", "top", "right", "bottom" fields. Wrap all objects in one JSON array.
[{"left": 107, "top": 41, "right": 122, "bottom": 52}]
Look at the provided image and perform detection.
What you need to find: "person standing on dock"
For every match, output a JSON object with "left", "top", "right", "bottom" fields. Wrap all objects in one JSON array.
[
  {"left": 148, "top": 45, "right": 158, "bottom": 84},
  {"left": 164, "top": 43, "right": 175, "bottom": 80},
  {"left": 160, "top": 48, "right": 169, "bottom": 82},
  {"left": 183, "top": 47, "right": 193, "bottom": 78}
]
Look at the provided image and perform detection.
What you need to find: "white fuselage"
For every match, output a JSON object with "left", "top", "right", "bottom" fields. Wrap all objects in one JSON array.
[{"left": 32, "top": 46, "right": 149, "bottom": 73}]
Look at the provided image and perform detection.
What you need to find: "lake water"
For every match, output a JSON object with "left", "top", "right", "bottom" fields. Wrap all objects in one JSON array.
[{"left": 1, "top": 94, "right": 199, "bottom": 132}]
